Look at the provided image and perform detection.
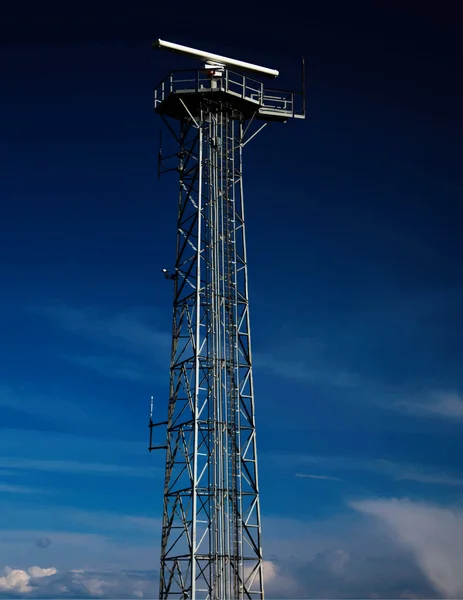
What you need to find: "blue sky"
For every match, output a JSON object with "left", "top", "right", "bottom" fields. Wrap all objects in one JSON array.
[{"left": 1, "top": 1, "right": 462, "bottom": 597}]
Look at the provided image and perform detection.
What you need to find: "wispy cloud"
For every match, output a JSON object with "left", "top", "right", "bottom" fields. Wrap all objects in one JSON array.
[
  {"left": 32, "top": 304, "right": 171, "bottom": 382},
  {"left": 260, "top": 354, "right": 463, "bottom": 420},
  {"left": 255, "top": 343, "right": 463, "bottom": 424},
  {"left": 257, "top": 349, "right": 463, "bottom": 424},
  {"left": 32, "top": 303, "right": 463, "bottom": 428},
  {"left": 377, "top": 458, "right": 463, "bottom": 487},
  {"left": 0, "top": 385, "right": 87, "bottom": 422},
  {"left": 34, "top": 305, "right": 170, "bottom": 358},
  {"left": 0, "top": 483, "right": 48, "bottom": 494},
  {"left": 0, "top": 428, "right": 156, "bottom": 491},
  {"left": 124, "top": 516, "right": 161, "bottom": 531},
  {"left": 0, "top": 427, "right": 145, "bottom": 457},
  {"left": 251, "top": 285, "right": 463, "bottom": 427},
  {"left": 269, "top": 452, "right": 463, "bottom": 488},
  {"left": 0, "top": 457, "right": 160, "bottom": 478},
  {"left": 0, "top": 507, "right": 161, "bottom": 543},
  {"left": 253, "top": 350, "right": 361, "bottom": 389},
  {"left": 61, "top": 353, "right": 151, "bottom": 382},
  {"left": 295, "top": 473, "right": 341, "bottom": 481},
  {"left": 395, "top": 390, "right": 463, "bottom": 420}
]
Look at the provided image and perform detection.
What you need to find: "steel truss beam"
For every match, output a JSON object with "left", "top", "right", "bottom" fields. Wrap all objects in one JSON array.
[{"left": 158, "top": 98, "right": 264, "bottom": 600}]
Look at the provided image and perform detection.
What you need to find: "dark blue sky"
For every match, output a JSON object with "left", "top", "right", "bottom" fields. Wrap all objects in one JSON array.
[{"left": 1, "top": 1, "right": 462, "bottom": 598}]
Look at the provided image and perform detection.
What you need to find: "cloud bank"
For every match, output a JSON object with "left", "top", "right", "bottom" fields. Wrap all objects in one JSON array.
[
  {"left": 0, "top": 566, "right": 155, "bottom": 599},
  {"left": 2, "top": 498, "right": 460, "bottom": 599}
]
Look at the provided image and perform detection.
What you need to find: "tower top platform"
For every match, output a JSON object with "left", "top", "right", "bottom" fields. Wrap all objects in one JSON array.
[{"left": 154, "top": 68, "right": 305, "bottom": 122}]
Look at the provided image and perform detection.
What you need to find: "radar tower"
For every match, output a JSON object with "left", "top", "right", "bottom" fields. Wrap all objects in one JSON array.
[{"left": 149, "top": 39, "right": 305, "bottom": 600}]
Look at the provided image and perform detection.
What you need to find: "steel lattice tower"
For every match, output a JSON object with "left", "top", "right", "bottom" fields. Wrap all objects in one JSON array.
[{"left": 149, "top": 39, "right": 305, "bottom": 600}]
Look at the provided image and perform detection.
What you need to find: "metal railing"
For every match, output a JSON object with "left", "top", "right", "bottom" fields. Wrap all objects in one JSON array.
[{"left": 153, "top": 69, "right": 304, "bottom": 118}]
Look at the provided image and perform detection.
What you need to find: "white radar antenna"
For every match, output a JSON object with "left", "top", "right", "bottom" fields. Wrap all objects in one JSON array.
[{"left": 153, "top": 38, "right": 279, "bottom": 78}]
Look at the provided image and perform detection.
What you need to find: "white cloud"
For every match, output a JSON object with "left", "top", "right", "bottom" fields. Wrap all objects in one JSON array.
[
  {"left": 322, "top": 548, "right": 350, "bottom": 573},
  {"left": 27, "top": 566, "right": 57, "bottom": 578},
  {"left": 80, "top": 576, "right": 107, "bottom": 596},
  {"left": 0, "top": 567, "right": 32, "bottom": 594},
  {"left": 260, "top": 560, "right": 301, "bottom": 598},
  {"left": 0, "top": 565, "right": 56, "bottom": 595},
  {"left": 352, "top": 498, "right": 463, "bottom": 598},
  {"left": 241, "top": 559, "right": 301, "bottom": 598}
]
